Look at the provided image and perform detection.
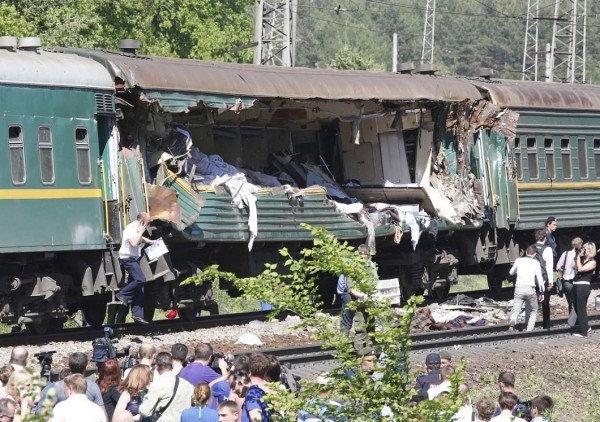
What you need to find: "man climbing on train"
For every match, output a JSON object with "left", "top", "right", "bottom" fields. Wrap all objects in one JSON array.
[{"left": 117, "top": 212, "right": 156, "bottom": 325}]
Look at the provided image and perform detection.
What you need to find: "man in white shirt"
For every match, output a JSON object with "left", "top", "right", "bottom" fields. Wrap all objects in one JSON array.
[
  {"left": 508, "top": 245, "right": 544, "bottom": 332},
  {"left": 118, "top": 212, "right": 155, "bottom": 325},
  {"left": 50, "top": 374, "right": 106, "bottom": 422}
]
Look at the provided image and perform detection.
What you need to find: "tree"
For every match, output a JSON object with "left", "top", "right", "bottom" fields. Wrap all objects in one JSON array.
[{"left": 185, "top": 225, "right": 465, "bottom": 421}]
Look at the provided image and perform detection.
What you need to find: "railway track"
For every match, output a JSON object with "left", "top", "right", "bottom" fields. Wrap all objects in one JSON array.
[
  {"left": 2, "top": 287, "right": 513, "bottom": 348},
  {"left": 254, "top": 313, "right": 600, "bottom": 377}
]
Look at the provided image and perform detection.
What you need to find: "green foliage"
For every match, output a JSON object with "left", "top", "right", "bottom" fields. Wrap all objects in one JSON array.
[
  {"left": 5, "top": 0, "right": 254, "bottom": 62},
  {"left": 185, "top": 224, "right": 465, "bottom": 421},
  {"left": 330, "top": 46, "right": 382, "bottom": 71},
  {"left": 0, "top": 4, "right": 36, "bottom": 37}
]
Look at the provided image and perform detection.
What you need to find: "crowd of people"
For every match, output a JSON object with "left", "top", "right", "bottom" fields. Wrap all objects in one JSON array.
[
  {"left": 411, "top": 351, "right": 554, "bottom": 421},
  {"left": 0, "top": 343, "right": 283, "bottom": 422},
  {"left": 508, "top": 216, "right": 596, "bottom": 336}
]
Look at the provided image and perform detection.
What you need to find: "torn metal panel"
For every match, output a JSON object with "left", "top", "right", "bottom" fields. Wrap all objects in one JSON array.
[
  {"left": 147, "top": 184, "right": 183, "bottom": 225},
  {"left": 424, "top": 99, "right": 516, "bottom": 225}
]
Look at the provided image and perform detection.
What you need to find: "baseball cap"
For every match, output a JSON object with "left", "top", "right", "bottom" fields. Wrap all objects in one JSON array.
[
  {"left": 545, "top": 216, "right": 557, "bottom": 225},
  {"left": 439, "top": 351, "right": 452, "bottom": 361},
  {"left": 357, "top": 244, "right": 369, "bottom": 255},
  {"left": 425, "top": 353, "right": 441, "bottom": 366}
]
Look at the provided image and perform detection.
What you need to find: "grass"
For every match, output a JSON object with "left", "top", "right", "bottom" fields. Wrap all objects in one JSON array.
[{"left": 450, "top": 274, "right": 512, "bottom": 294}]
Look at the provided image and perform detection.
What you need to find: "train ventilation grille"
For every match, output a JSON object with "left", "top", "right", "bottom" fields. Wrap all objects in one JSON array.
[{"left": 95, "top": 94, "right": 114, "bottom": 113}]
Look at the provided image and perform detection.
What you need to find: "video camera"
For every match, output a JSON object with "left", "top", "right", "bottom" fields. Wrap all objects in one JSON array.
[
  {"left": 34, "top": 350, "right": 57, "bottom": 382},
  {"left": 516, "top": 399, "right": 533, "bottom": 421}
]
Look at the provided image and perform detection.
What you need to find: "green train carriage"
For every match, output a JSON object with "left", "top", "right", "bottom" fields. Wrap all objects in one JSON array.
[
  {"left": 472, "top": 78, "right": 600, "bottom": 289},
  {"left": 0, "top": 38, "right": 124, "bottom": 332}
]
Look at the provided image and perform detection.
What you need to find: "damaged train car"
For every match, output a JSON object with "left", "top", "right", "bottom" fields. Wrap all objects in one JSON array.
[
  {"left": 2, "top": 37, "right": 559, "bottom": 334},
  {"left": 59, "top": 46, "right": 520, "bottom": 303}
]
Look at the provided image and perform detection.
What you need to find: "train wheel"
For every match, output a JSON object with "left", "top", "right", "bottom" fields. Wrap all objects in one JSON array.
[
  {"left": 81, "top": 298, "right": 108, "bottom": 327},
  {"left": 429, "top": 283, "right": 451, "bottom": 301},
  {"left": 143, "top": 306, "right": 156, "bottom": 323},
  {"left": 178, "top": 307, "right": 197, "bottom": 322},
  {"left": 486, "top": 272, "right": 503, "bottom": 293},
  {"left": 25, "top": 318, "right": 62, "bottom": 335}
]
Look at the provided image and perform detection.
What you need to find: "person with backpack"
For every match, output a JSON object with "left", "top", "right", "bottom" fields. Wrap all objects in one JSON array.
[
  {"left": 533, "top": 229, "right": 554, "bottom": 329},
  {"left": 508, "top": 245, "right": 544, "bottom": 331}
]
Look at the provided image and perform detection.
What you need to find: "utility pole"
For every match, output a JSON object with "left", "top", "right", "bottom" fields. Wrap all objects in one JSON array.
[
  {"left": 253, "top": 0, "right": 297, "bottom": 66},
  {"left": 549, "top": 0, "right": 587, "bottom": 83},
  {"left": 420, "top": 0, "right": 435, "bottom": 64},
  {"left": 522, "top": 0, "right": 539, "bottom": 81}
]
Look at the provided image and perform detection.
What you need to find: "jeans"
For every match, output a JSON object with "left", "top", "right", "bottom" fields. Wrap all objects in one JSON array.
[
  {"left": 510, "top": 285, "right": 538, "bottom": 331},
  {"left": 119, "top": 258, "right": 146, "bottom": 319},
  {"left": 340, "top": 293, "right": 355, "bottom": 335}
]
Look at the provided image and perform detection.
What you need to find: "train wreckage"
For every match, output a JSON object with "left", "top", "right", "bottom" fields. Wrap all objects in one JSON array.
[{"left": 60, "top": 47, "right": 519, "bottom": 300}]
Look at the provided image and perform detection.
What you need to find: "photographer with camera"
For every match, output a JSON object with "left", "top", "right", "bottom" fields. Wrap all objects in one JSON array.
[
  {"left": 123, "top": 344, "right": 156, "bottom": 379},
  {"left": 180, "top": 344, "right": 232, "bottom": 411},
  {"left": 571, "top": 241, "right": 596, "bottom": 337}
]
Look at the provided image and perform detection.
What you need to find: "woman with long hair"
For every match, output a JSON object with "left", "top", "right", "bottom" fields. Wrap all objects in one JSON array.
[
  {"left": 97, "top": 359, "right": 121, "bottom": 420},
  {"left": 5, "top": 370, "right": 36, "bottom": 419},
  {"left": 114, "top": 364, "right": 152, "bottom": 421},
  {"left": 180, "top": 383, "right": 218, "bottom": 422},
  {"left": 572, "top": 241, "right": 597, "bottom": 337}
]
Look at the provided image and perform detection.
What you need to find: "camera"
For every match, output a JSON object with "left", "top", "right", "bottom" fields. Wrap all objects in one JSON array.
[
  {"left": 210, "top": 352, "right": 234, "bottom": 374},
  {"left": 34, "top": 351, "right": 57, "bottom": 382}
]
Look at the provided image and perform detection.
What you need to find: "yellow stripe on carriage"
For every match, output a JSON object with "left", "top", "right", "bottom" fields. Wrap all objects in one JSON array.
[
  {"left": 518, "top": 182, "right": 600, "bottom": 190},
  {"left": 0, "top": 188, "right": 102, "bottom": 199}
]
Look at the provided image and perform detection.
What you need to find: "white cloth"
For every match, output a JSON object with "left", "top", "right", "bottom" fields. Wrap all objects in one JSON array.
[
  {"left": 490, "top": 415, "right": 526, "bottom": 422},
  {"left": 427, "top": 380, "right": 451, "bottom": 399},
  {"left": 119, "top": 221, "right": 143, "bottom": 259},
  {"left": 509, "top": 256, "right": 544, "bottom": 291},
  {"left": 537, "top": 242, "right": 554, "bottom": 283},
  {"left": 50, "top": 394, "right": 106, "bottom": 422},
  {"left": 221, "top": 174, "right": 259, "bottom": 251},
  {"left": 557, "top": 249, "right": 577, "bottom": 280}
]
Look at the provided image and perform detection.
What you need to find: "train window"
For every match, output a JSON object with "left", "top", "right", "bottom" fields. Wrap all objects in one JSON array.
[
  {"left": 561, "top": 138, "right": 572, "bottom": 179},
  {"left": 544, "top": 138, "right": 554, "bottom": 180},
  {"left": 578, "top": 138, "right": 588, "bottom": 179},
  {"left": 75, "top": 128, "right": 91, "bottom": 184},
  {"left": 527, "top": 137, "right": 538, "bottom": 179},
  {"left": 514, "top": 137, "right": 522, "bottom": 179},
  {"left": 8, "top": 126, "right": 26, "bottom": 185},
  {"left": 38, "top": 127, "right": 55, "bottom": 184},
  {"left": 595, "top": 139, "right": 600, "bottom": 178}
]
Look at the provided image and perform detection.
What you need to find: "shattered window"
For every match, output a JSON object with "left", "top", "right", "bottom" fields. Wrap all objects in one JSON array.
[
  {"left": 75, "top": 128, "right": 91, "bottom": 184},
  {"left": 514, "top": 138, "right": 522, "bottom": 180},
  {"left": 38, "top": 126, "right": 55, "bottom": 184},
  {"left": 9, "top": 126, "right": 26, "bottom": 185},
  {"left": 578, "top": 138, "right": 588, "bottom": 179},
  {"left": 561, "top": 138, "right": 572, "bottom": 179},
  {"left": 594, "top": 139, "right": 600, "bottom": 178},
  {"left": 544, "top": 138, "right": 554, "bottom": 180},
  {"left": 527, "top": 137, "right": 538, "bottom": 180}
]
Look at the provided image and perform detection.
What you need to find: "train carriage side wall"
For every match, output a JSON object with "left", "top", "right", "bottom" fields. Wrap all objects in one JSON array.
[
  {"left": 0, "top": 84, "right": 106, "bottom": 252},
  {"left": 511, "top": 108, "right": 600, "bottom": 252}
]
